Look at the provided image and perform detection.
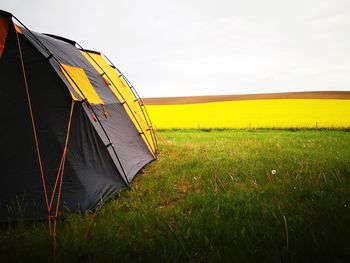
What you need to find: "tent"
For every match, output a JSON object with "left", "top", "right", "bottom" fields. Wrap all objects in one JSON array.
[{"left": 0, "top": 10, "right": 158, "bottom": 222}]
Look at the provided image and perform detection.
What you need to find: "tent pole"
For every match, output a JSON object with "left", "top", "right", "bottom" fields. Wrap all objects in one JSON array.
[
  {"left": 76, "top": 43, "right": 157, "bottom": 157},
  {"left": 117, "top": 71, "right": 159, "bottom": 154},
  {"left": 100, "top": 53, "right": 159, "bottom": 155}
]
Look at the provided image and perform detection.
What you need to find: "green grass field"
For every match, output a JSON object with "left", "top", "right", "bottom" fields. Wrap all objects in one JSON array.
[{"left": 1, "top": 130, "right": 350, "bottom": 262}]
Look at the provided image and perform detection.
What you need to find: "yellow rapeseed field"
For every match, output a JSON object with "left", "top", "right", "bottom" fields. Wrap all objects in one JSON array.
[{"left": 146, "top": 99, "right": 350, "bottom": 129}]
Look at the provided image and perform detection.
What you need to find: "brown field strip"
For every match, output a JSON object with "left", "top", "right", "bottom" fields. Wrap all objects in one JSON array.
[{"left": 142, "top": 91, "right": 350, "bottom": 105}]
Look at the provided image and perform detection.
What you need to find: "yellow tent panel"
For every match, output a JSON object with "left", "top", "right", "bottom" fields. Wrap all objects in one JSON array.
[
  {"left": 60, "top": 64, "right": 104, "bottom": 105},
  {"left": 80, "top": 51, "right": 156, "bottom": 155}
]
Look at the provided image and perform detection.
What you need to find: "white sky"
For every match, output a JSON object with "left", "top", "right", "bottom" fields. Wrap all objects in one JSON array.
[{"left": 2, "top": 0, "right": 350, "bottom": 97}]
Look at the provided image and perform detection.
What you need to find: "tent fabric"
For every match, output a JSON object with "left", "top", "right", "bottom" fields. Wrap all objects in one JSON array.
[
  {"left": 60, "top": 63, "right": 104, "bottom": 104},
  {"left": 0, "top": 17, "right": 9, "bottom": 58},
  {"left": 81, "top": 50, "right": 156, "bottom": 154},
  {"left": 0, "top": 11, "right": 157, "bottom": 221},
  {"left": 21, "top": 27, "right": 119, "bottom": 105}
]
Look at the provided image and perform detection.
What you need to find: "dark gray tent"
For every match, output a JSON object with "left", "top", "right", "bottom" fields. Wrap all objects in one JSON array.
[{"left": 0, "top": 10, "right": 157, "bottom": 222}]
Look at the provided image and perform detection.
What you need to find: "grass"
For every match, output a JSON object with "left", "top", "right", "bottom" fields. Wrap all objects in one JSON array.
[
  {"left": 146, "top": 99, "right": 350, "bottom": 129},
  {"left": 1, "top": 130, "right": 350, "bottom": 262}
]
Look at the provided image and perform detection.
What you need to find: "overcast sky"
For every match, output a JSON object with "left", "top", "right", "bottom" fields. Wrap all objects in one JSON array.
[{"left": 2, "top": 0, "right": 350, "bottom": 97}]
